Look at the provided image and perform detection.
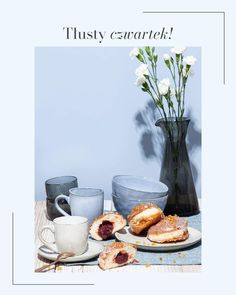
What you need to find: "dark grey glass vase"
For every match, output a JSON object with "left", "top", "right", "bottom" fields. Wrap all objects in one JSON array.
[{"left": 156, "top": 117, "right": 200, "bottom": 216}]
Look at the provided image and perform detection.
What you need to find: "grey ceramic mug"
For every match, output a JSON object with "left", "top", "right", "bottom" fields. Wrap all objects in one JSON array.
[{"left": 45, "top": 176, "right": 78, "bottom": 220}]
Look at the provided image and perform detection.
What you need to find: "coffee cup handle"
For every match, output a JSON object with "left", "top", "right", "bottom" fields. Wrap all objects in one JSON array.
[
  {"left": 55, "top": 195, "right": 70, "bottom": 216},
  {"left": 38, "top": 225, "right": 57, "bottom": 252}
]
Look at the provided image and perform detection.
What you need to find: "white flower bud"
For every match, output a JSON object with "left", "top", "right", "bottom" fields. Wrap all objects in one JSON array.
[
  {"left": 135, "top": 75, "right": 146, "bottom": 86},
  {"left": 158, "top": 78, "right": 171, "bottom": 96},
  {"left": 170, "top": 47, "right": 186, "bottom": 54},
  {"left": 183, "top": 55, "right": 197, "bottom": 66},
  {"left": 129, "top": 48, "right": 139, "bottom": 58},
  {"left": 135, "top": 64, "right": 149, "bottom": 77},
  {"left": 163, "top": 53, "right": 171, "bottom": 61}
]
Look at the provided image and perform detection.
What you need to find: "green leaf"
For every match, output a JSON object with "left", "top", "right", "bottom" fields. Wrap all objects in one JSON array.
[
  {"left": 137, "top": 54, "right": 144, "bottom": 63},
  {"left": 148, "top": 56, "right": 152, "bottom": 62},
  {"left": 186, "top": 64, "right": 191, "bottom": 72},
  {"left": 141, "top": 87, "right": 147, "bottom": 92},
  {"left": 139, "top": 48, "right": 144, "bottom": 55},
  {"left": 142, "top": 82, "right": 149, "bottom": 90},
  {"left": 152, "top": 47, "right": 155, "bottom": 53},
  {"left": 145, "top": 46, "right": 151, "bottom": 56},
  {"left": 154, "top": 54, "right": 158, "bottom": 63},
  {"left": 156, "top": 100, "right": 163, "bottom": 108},
  {"left": 164, "top": 60, "right": 170, "bottom": 68},
  {"left": 176, "top": 54, "right": 180, "bottom": 64}
]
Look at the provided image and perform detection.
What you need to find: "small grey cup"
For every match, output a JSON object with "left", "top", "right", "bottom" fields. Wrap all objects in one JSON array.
[{"left": 45, "top": 176, "right": 78, "bottom": 220}]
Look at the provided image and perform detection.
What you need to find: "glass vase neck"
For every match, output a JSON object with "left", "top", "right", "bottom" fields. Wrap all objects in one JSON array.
[{"left": 155, "top": 117, "right": 190, "bottom": 141}]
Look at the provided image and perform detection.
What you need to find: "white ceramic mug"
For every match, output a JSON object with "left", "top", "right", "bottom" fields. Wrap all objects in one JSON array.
[
  {"left": 55, "top": 188, "right": 104, "bottom": 224},
  {"left": 38, "top": 216, "right": 88, "bottom": 255}
]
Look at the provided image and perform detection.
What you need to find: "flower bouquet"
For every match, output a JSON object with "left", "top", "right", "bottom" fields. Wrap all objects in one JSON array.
[{"left": 130, "top": 47, "right": 200, "bottom": 216}]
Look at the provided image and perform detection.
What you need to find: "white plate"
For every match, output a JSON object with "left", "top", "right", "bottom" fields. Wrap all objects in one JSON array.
[
  {"left": 115, "top": 226, "right": 201, "bottom": 251},
  {"left": 38, "top": 241, "right": 104, "bottom": 262}
]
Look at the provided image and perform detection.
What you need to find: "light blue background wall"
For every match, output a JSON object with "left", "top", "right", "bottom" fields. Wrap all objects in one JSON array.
[{"left": 35, "top": 47, "right": 201, "bottom": 200}]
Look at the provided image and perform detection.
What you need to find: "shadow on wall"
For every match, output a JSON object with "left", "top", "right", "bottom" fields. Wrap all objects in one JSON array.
[{"left": 134, "top": 100, "right": 201, "bottom": 187}]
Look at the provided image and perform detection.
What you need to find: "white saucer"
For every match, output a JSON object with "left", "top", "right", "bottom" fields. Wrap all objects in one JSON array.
[
  {"left": 115, "top": 226, "right": 201, "bottom": 251},
  {"left": 38, "top": 241, "right": 104, "bottom": 262}
]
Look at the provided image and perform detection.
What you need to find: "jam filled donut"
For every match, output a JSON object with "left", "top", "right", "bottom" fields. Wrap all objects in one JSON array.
[
  {"left": 127, "top": 203, "right": 164, "bottom": 235},
  {"left": 147, "top": 215, "right": 189, "bottom": 243},
  {"left": 98, "top": 242, "right": 137, "bottom": 270},
  {"left": 89, "top": 212, "right": 126, "bottom": 240}
]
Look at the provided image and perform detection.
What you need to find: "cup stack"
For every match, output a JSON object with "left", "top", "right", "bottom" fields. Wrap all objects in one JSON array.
[{"left": 45, "top": 176, "right": 78, "bottom": 220}]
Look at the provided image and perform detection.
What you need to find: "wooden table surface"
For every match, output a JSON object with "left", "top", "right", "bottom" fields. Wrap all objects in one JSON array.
[{"left": 35, "top": 200, "right": 201, "bottom": 272}]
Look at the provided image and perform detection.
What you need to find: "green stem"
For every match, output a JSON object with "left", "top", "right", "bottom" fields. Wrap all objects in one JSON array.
[
  {"left": 182, "top": 80, "right": 186, "bottom": 118},
  {"left": 146, "top": 89, "right": 164, "bottom": 119},
  {"left": 141, "top": 52, "right": 160, "bottom": 97}
]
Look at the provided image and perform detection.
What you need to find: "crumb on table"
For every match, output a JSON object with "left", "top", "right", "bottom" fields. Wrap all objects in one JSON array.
[
  {"left": 56, "top": 265, "right": 63, "bottom": 271},
  {"left": 145, "top": 264, "right": 151, "bottom": 268}
]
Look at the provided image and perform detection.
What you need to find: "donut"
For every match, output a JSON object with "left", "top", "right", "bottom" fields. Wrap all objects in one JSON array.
[
  {"left": 98, "top": 242, "right": 137, "bottom": 270},
  {"left": 89, "top": 212, "right": 126, "bottom": 240},
  {"left": 147, "top": 215, "right": 189, "bottom": 243},
  {"left": 127, "top": 203, "right": 164, "bottom": 235}
]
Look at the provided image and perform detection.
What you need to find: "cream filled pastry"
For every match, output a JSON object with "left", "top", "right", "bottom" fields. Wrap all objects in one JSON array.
[
  {"left": 127, "top": 203, "right": 164, "bottom": 235},
  {"left": 89, "top": 212, "right": 126, "bottom": 240},
  {"left": 147, "top": 215, "right": 189, "bottom": 243},
  {"left": 98, "top": 242, "right": 137, "bottom": 270}
]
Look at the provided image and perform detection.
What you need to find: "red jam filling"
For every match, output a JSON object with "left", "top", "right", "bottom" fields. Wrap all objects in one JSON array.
[
  {"left": 98, "top": 220, "right": 113, "bottom": 240},
  {"left": 115, "top": 251, "right": 129, "bottom": 264}
]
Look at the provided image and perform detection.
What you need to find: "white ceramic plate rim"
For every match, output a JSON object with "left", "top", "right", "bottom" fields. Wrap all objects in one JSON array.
[
  {"left": 38, "top": 240, "right": 104, "bottom": 262},
  {"left": 115, "top": 226, "right": 201, "bottom": 251}
]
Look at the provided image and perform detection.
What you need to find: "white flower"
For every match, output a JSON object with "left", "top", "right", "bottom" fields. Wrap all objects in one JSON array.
[
  {"left": 159, "top": 78, "right": 171, "bottom": 87},
  {"left": 135, "top": 64, "right": 149, "bottom": 77},
  {"left": 129, "top": 48, "right": 139, "bottom": 59},
  {"left": 135, "top": 75, "right": 146, "bottom": 86},
  {"left": 170, "top": 47, "right": 186, "bottom": 54},
  {"left": 163, "top": 53, "right": 171, "bottom": 61},
  {"left": 183, "top": 55, "right": 197, "bottom": 66},
  {"left": 158, "top": 78, "right": 171, "bottom": 95},
  {"left": 158, "top": 84, "right": 169, "bottom": 96}
]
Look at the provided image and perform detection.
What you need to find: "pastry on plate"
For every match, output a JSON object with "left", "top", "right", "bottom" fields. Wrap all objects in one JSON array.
[
  {"left": 98, "top": 242, "right": 137, "bottom": 270},
  {"left": 147, "top": 215, "right": 189, "bottom": 243},
  {"left": 127, "top": 203, "right": 164, "bottom": 235},
  {"left": 90, "top": 212, "right": 126, "bottom": 240}
]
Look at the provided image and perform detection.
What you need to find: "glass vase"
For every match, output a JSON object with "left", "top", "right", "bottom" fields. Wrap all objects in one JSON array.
[{"left": 156, "top": 117, "right": 200, "bottom": 216}]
